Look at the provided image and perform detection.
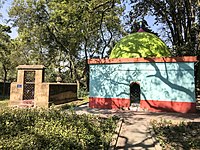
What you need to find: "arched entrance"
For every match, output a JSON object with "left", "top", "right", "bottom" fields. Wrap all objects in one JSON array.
[{"left": 130, "top": 82, "right": 141, "bottom": 104}]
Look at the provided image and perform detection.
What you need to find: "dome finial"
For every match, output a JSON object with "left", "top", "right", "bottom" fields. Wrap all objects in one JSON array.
[
  {"left": 137, "top": 21, "right": 145, "bottom": 32},
  {"left": 139, "top": 21, "right": 142, "bottom": 28}
]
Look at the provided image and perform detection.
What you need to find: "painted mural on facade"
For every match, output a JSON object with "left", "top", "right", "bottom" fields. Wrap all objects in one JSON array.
[{"left": 89, "top": 57, "right": 197, "bottom": 113}]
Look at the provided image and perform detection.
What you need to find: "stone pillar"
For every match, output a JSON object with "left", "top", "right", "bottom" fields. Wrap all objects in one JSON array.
[
  {"left": 17, "top": 70, "right": 25, "bottom": 83},
  {"left": 34, "top": 66, "right": 49, "bottom": 108},
  {"left": 34, "top": 83, "right": 49, "bottom": 108},
  {"left": 35, "top": 69, "right": 44, "bottom": 84},
  {"left": 9, "top": 68, "right": 25, "bottom": 106}
]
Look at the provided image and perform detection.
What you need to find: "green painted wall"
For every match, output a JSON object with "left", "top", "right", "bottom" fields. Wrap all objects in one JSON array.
[{"left": 110, "top": 32, "right": 171, "bottom": 58}]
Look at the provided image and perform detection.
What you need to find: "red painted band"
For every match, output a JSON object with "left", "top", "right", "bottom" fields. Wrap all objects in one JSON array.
[
  {"left": 89, "top": 97, "right": 196, "bottom": 113},
  {"left": 88, "top": 56, "right": 197, "bottom": 64},
  {"left": 140, "top": 100, "right": 196, "bottom": 113},
  {"left": 89, "top": 97, "right": 130, "bottom": 109}
]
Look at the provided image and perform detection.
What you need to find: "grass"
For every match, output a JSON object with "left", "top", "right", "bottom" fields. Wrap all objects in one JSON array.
[
  {"left": 0, "top": 98, "right": 9, "bottom": 109},
  {"left": 0, "top": 97, "right": 89, "bottom": 110},
  {"left": 151, "top": 119, "right": 200, "bottom": 149},
  {"left": 55, "top": 97, "right": 89, "bottom": 110}
]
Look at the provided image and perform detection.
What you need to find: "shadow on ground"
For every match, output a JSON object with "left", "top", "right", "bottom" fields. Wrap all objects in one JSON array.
[
  {"left": 74, "top": 103, "right": 200, "bottom": 150},
  {"left": 74, "top": 102, "right": 200, "bottom": 121}
]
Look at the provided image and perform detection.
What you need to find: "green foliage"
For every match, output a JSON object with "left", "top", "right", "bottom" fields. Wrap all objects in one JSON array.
[
  {"left": 0, "top": 24, "right": 18, "bottom": 97},
  {"left": 151, "top": 119, "right": 200, "bottom": 149},
  {"left": 129, "top": 0, "right": 199, "bottom": 56},
  {"left": 55, "top": 97, "right": 89, "bottom": 110},
  {"left": 0, "top": 108, "right": 117, "bottom": 149},
  {"left": 8, "top": 0, "right": 124, "bottom": 89},
  {"left": 0, "top": 99, "right": 8, "bottom": 109},
  {"left": 126, "top": 18, "right": 158, "bottom": 36},
  {"left": 78, "top": 87, "right": 88, "bottom": 98},
  {"left": 0, "top": 24, "right": 11, "bottom": 67}
]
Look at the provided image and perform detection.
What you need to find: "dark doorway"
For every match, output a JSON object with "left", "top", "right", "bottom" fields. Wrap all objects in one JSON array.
[
  {"left": 130, "top": 82, "right": 140, "bottom": 104},
  {"left": 23, "top": 71, "right": 35, "bottom": 100}
]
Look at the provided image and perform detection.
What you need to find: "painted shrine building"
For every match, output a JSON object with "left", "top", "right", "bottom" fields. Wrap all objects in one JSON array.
[{"left": 88, "top": 31, "right": 197, "bottom": 113}]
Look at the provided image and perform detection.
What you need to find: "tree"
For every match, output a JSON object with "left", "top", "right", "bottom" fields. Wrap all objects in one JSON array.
[
  {"left": 129, "top": 0, "right": 200, "bottom": 87},
  {"left": 0, "top": 24, "right": 12, "bottom": 96},
  {"left": 9, "top": 0, "right": 124, "bottom": 90},
  {"left": 129, "top": 0, "right": 200, "bottom": 56},
  {"left": 125, "top": 18, "right": 158, "bottom": 36}
]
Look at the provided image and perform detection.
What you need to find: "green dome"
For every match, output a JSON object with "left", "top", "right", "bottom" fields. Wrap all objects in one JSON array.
[{"left": 109, "top": 32, "right": 170, "bottom": 58}]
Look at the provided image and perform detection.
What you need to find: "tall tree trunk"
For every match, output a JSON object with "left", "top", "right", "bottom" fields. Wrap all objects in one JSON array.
[
  {"left": 197, "top": 0, "right": 200, "bottom": 88},
  {"left": 2, "top": 64, "right": 7, "bottom": 97},
  {"left": 76, "top": 79, "right": 80, "bottom": 98},
  {"left": 84, "top": 36, "right": 89, "bottom": 91},
  {"left": 69, "top": 61, "right": 73, "bottom": 78}
]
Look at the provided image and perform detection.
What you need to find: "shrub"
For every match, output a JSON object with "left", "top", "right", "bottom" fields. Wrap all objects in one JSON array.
[
  {"left": 0, "top": 99, "right": 8, "bottom": 109},
  {"left": 77, "top": 87, "right": 88, "bottom": 98},
  {"left": 0, "top": 108, "right": 117, "bottom": 149},
  {"left": 151, "top": 119, "right": 200, "bottom": 149}
]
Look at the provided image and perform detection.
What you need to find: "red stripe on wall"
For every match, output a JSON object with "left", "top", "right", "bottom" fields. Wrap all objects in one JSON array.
[
  {"left": 89, "top": 97, "right": 130, "bottom": 109},
  {"left": 140, "top": 100, "right": 196, "bottom": 113},
  {"left": 88, "top": 56, "right": 197, "bottom": 64},
  {"left": 89, "top": 97, "right": 196, "bottom": 113}
]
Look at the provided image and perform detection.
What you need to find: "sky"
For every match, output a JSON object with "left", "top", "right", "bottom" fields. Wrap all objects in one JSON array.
[
  {"left": 124, "top": 2, "right": 158, "bottom": 32},
  {"left": 0, "top": 0, "right": 159, "bottom": 39},
  {"left": 0, "top": 0, "right": 18, "bottom": 38}
]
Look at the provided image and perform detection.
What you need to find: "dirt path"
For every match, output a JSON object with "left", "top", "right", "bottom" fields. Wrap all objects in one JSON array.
[{"left": 74, "top": 103, "right": 200, "bottom": 150}]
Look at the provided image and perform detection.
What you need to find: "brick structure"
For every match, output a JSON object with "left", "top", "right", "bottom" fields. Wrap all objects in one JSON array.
[{"left": 10, "top": 65, "right": 77, "bottom": 108}]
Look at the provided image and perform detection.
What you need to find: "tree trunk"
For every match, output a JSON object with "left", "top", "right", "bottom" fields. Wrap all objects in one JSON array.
[
  {"left": 2, "top": 64, "right": 7, "bottom": 97},
  {"left": 84, "top": 36, "right": 89, "bottom": 91},
  {"left": 76, "top": 79, "right": 80, "bottom": 98},
  {"left": 69, "top": 61, "right": 73, "bottom": 78},
  {"left": 197, "top": 1, "right": 200, "bottom": 88}
]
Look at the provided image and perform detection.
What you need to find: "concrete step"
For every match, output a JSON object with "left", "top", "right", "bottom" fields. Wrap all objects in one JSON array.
[
  {"left": 22, "top": 100, "right": 34, "bottom": 105},
  {"left": 16, "top": 100, "right": 34, "bottom": 108},
  {"left": 18, "top": 104, "right": 34, "bottom": 108}
]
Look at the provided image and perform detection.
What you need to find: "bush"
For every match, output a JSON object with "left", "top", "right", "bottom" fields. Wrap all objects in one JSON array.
[
  {"left": 77, "top": 87, "right": 88, "bottom": 98},
  {"left": 0, "top": 99, "right": 8, "bottom": 109},
  {"left": 0, "top": 108, "right": 117, "bottom": 150},
  {"left": 151, "top": 119, "right": 200, "bottom": 149}
]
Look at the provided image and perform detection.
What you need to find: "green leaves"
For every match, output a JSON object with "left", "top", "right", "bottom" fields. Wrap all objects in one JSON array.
[
  {"left": 8, "top": 0, "right": 123, "bottom": 87},
  {"left": 129, "top": 0, "right": 199, "bottom": 56},
  {"left": 0, "top": 108, "right": 117, "bottom": 149},
  {"left": 151, "top": 119, "right": 200, "bottom": 149}
]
